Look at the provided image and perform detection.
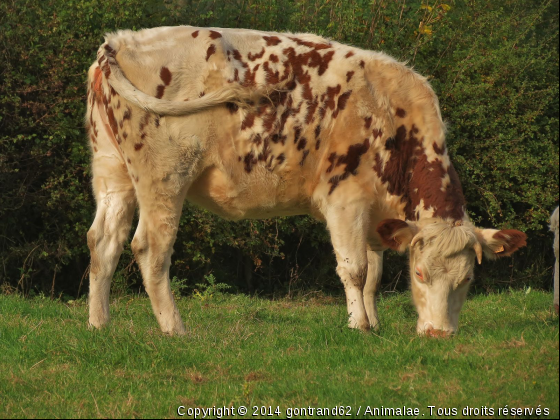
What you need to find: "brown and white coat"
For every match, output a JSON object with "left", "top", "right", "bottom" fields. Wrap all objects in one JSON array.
[{"left": 86, "top": 26, "right": 527, "bottom": 335}]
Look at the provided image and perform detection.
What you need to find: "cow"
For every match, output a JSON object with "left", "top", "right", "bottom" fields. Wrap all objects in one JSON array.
[
  {"left": 551, "top": 206, "right": 559, "bottom": 314},
  {"left": 85, "top": 26, "right": 527, "bottom": 337}
]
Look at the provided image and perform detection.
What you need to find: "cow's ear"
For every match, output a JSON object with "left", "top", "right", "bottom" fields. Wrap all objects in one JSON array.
[
  {"left": 475, "top": 228, "right": 527, "bottom": 259},
  {"left": 377, "top": 219, "right": 418, "bottom": 252}
]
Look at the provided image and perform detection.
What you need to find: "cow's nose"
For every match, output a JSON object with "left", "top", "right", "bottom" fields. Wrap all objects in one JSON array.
[{"left": 423, "top": 323, "right": 453, "bottom": 338}]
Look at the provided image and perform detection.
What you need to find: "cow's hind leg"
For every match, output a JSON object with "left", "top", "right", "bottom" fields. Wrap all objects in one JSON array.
[
  {"left": 88, "top": 156, "right": 136, "bottom": 329},
  {"left": 325, "top": 204, "right": 370, "bottom": 331},
  {"left": 131, "top": 183, "right": 187, "bottom": 335},
  {"left": 364, "top": 247, "right": 383, "bottom": 330}
]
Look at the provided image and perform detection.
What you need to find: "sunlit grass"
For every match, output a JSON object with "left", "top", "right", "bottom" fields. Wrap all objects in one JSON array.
[{"left": 0, "top": 290, "right": 558, "bottom": 418}]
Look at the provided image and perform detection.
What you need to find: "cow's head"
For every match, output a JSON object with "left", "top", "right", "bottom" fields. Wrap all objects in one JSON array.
[{"left": 377, "top": 218, "right": 526, "bottom": 336}]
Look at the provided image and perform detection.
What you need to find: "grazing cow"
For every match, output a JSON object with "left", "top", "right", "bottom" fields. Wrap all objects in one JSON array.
[
  {"left": 551, "top": 206, "right": 559, "bottom": 314},
  {"left": 86, "top": 26, "right": 527, "bottom": 336}
]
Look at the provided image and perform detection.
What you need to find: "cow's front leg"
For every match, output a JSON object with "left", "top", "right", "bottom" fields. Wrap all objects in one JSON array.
[
  {"left": 131, "top": 182, "right": 188, "bottom": 336},
  {"left": 325, "top": 204, "right": 370, "bottom": 331},
  {"left": 364, "top": 248, "right": 383, "bottom": 330}
]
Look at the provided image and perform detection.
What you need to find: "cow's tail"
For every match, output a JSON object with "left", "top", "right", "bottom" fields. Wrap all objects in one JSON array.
[{"left": 96, "top": 41, "right": 265, "bottom": 117}]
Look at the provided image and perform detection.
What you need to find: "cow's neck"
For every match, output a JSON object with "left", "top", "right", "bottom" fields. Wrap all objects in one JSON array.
[
  {"left": 403, "top": 153, "right": 466, "bottom": 222},
  {"left": 374, "top": 124, "right": 466, "bottom": 222}
]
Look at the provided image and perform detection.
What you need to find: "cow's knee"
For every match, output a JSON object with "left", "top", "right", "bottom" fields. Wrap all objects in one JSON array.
[{"left": 337, "top": 260, "right": 368, "bottom": 290}]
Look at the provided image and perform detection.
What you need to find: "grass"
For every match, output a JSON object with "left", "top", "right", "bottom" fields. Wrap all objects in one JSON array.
[{"left": 0, "top": 289, "right": 558, "bottom": 419}]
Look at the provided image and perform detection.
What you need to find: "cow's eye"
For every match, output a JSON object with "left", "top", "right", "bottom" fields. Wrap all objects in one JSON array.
[
  {"left": 462, "top": 276, "right": 472, "bottom": 284},
  {"left": 415, "top": 267, "right": 424, "bottom": 282}
]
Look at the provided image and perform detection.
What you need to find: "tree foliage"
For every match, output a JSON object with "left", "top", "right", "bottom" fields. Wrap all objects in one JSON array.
[{"left": 0, "top": 0, "right": 558, "bottom": 297}]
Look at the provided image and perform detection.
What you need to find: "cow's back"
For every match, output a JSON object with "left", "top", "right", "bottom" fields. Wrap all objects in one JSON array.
[{"left": 90, "top": 26, "right": 452, "bottom": 223}]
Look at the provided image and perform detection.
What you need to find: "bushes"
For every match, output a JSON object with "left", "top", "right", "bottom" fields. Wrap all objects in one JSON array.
[{"left": 0, "top": 0, "right": 558, "bottom": 297}]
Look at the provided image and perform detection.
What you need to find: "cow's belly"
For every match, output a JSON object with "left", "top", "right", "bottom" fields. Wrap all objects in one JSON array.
[{"left": 186, "top": 165, "right": 310, "bottom": 220}]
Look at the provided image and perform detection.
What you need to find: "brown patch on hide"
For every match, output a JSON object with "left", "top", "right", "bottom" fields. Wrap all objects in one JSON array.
[
  {"left": 263, "top": 36, "right": 282, "bottom": 46},
  {"left": 396, "top": 108, "right": 406, "bottom": 118},
  {"left": 376, "top": 219, "right": 409, "bottom": 250},
  {"left": 327, "top": 139, "right": 371, "bottom": 194},
  {"left": 232, "top": 50, "right": 248, "bottom": 68},
  {"left": 282, "top": 46, "right": 335, "bottom": 95},
  {"left": 364, "top": 117, "right": 372, "bottom": 129},
  {"left": 209, "top": 30, "right": 222, "bottom": 39},
  {"left": 373, "top": 124, "right": 419, "bottom": 203},
  {"left": 258, "top": 138, "right": 271, "bottom": 162},
  {"left": 231, "top": 68, "right": 240, "bottom": 82},
  {"left": 433, "top": 142, "right": 446, "bottom": 155},
  {"left": 276, "top": 153, "right": 285, "bottom": 164},
  {"left": 406, "top": 154, "right": 465, "bottom": 221},
  {"left": 263, "top": 62, "right": 280, "bottom": 84},
  {"left": 305, "top": 98, "right": 319, "bottom": 124},
  {"left": 262, "top": 110, "right": 277, "bottom": 132},
  {"left": 107, "top": 108, "right": 118, "bottom": 135},
  {"left": 154, "top": 117, "right": 160, "bottom": 128},
  {"left": 248, "top": 48, "right": 265, "bottom": 61},
  {"left": 244, "top": 152, "right": 257, "bottom": 173},
  {"left": 289, "top": 37, "right": 332, "bottom": 50},
  {"left": 241, "top": 113, "right": 255, "bottom": 130},
  {"left": 160, "top": 67, "right": 172, "bottom": 85},
  {"left": 206, "top": 45, "right": 216, "bottom": 61},
  {"left": 269, "top": 54, "right": 279, "bottom": 63},
  {"left": 156, "top": 85, "right": 165, "bottom": 99},
  {"left": 243, "top": 63, "right": 261, "bottom": 87},
  {"left": 104, "top": 44, "right": 116, "bottom": 57},
  {"left": 123, "top": 107, "right": 132, "bottom": 121},
  {"left": 326, "top": 152, "right": 338, "bottom": 173},
  {"left": 492, "top": 230, "right": 527, "bottom": 256},
  {"left": 252, "top": 134, "right": 262, "bottom": 146},
  {"left": 320, "top": 84, "right": 342, "bottom": 118},
  {"left": 345, "top": 51, "right": 355, "bottom": 58},
  {"left": 296, "top": 138, "right": 307, "bottom": 151},
  {"left": 134, "top": 143, "right": 144, "bottom": 151},
  {"left": 372, "top": 128, "right": 383, "bottom": 139},
  {"left": 346, "top": 71, "right": 355, "bottom": 82},
  {"left": 373, "top": 124, "right": 465, "bottom": 221},
  {"left": 192, "top": 30, "right": 199, "bottom": 38},
  {"left": 301, "top": 75, "right": 313, "bottom": 101},
  {"left": 314, "top": 124, "right": 321, "bottom": 139},
  {"left": 359, "top": 60, "right": 365, "bottom": 68},
  {"left": 317, "top": 50, "right": 335, "bottom": 75},
  {"left": 333, "top": 90, "right": 352, "bottom": 118},
  {"left": 300, "top": 150, "right": 310, "bottom": 166}
]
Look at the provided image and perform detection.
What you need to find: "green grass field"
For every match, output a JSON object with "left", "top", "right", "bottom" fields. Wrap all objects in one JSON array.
[{"left": 0, "top": 290, "right": 558, "bottom": 419}]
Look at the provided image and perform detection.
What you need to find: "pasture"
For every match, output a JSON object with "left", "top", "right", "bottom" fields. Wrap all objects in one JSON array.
[{"left": 1, "top": 289, "right": 558, "bottom": 418}]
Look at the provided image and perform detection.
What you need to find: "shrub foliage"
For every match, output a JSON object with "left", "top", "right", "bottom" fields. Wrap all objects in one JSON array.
[{"left": 0, "top": 0, "right": 558, "bottom": 297}]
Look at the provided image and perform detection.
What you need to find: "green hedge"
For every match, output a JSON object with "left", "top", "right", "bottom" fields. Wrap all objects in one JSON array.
[{"left": 0, "top": 0, "right": 558, "bottom": 297}]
